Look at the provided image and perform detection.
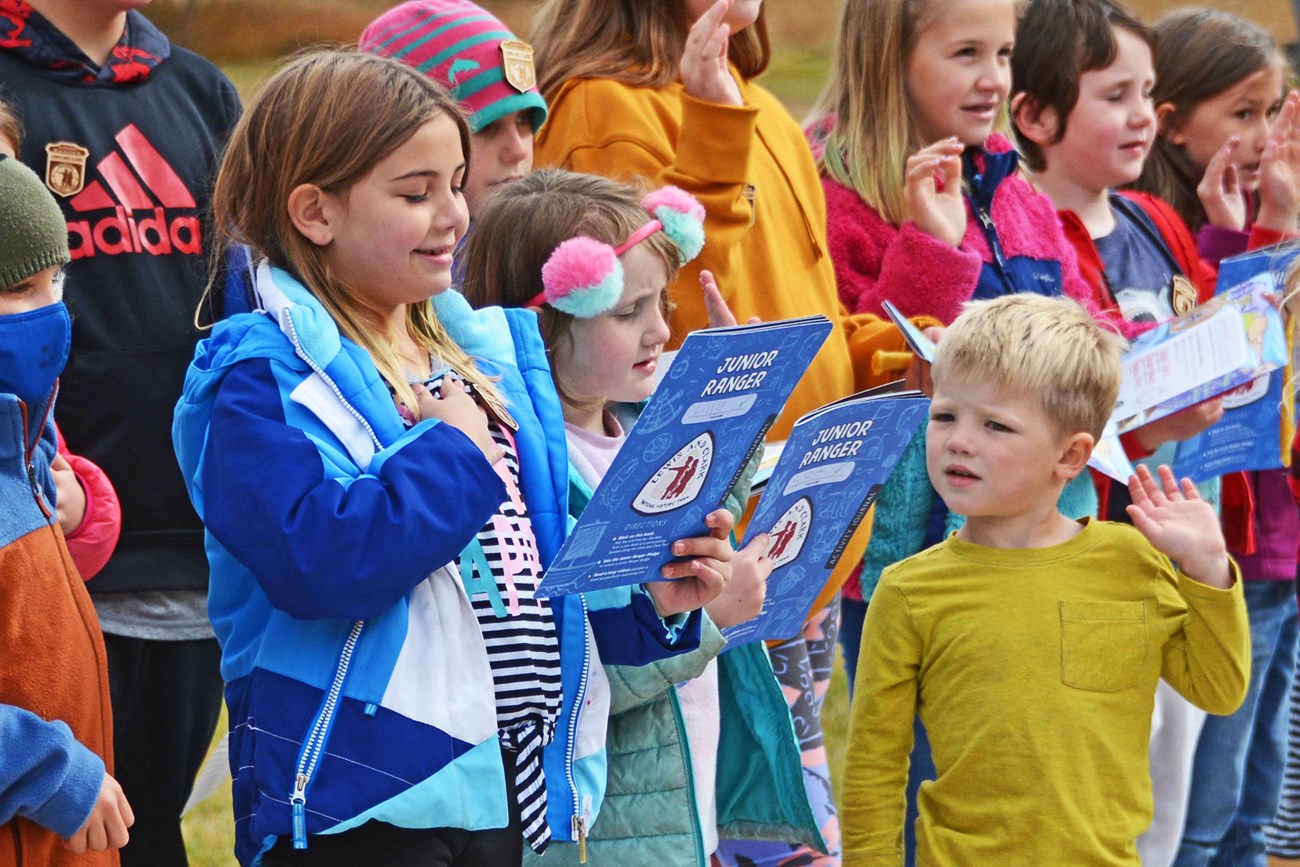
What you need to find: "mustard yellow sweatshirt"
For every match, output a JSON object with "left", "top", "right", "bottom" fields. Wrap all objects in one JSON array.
[
  {"left": 843, "top": 519, "right": 1250, "bottom": 866},
  {"left": 536, "top": 72, "right": 930, "bottom": 614}
]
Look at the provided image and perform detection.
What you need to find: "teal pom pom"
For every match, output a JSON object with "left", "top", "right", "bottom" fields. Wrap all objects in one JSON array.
[
  {"left": 552, "top": 259, "right": 624, "bottom": 317},
  {"left": 656, "top": 207, "right": 705, "bottom": 264}
]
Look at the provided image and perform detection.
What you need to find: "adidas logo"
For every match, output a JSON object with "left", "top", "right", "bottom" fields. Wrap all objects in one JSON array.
[{"left": 64, "top": 124, "right": 202, "bottom": 260}]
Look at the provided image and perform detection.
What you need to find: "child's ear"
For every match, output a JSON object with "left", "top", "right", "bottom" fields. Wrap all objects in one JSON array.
[
  {"left": 1055, "top": 431, "right": 1095, "bottom": 481},
  {"left": 287, "top": 184, "right": 334, "bottom": 247},
  {"left": 1011, "top": 94, "right": 1058, "bottom": 146},
  {"left": 1155, "top": 103, "right": 1182, "bottom": 141}
]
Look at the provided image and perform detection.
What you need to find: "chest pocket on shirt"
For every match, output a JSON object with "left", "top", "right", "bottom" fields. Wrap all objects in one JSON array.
[{"left": 1059, "top": 600, "right": 1148, "bottom": 692}]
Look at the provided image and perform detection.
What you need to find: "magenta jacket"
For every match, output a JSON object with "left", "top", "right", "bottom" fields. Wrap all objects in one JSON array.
[{"left": 823, "top": 135, "right": 1137, "bottom": 338}]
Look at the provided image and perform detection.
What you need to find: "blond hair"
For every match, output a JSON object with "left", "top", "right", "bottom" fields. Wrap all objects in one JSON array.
[
  {"left": 932, "top": 294, "right": 1126, "bottom": 439},
  {"left": 460, "top": 168, "right": 680, "bottom": 405},
  {"left": 813, "top": 0, "right": 940, "bottom": 226},
  {"left": 208, "top": 49, "right": 499, "bottom": 417},
  {"left": 532, "top": 0, "right": 770, "bottom": 102}
]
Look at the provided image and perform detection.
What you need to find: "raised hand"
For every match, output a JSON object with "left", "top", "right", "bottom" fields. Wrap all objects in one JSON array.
[
  {"left": 680, "top": 0, "right": 743, "bottom": 108},
  {"left": 649, "top": 507, "right": 734, "bottom": 617},
  {"left": 701, "top": 269, "right": 761, "bottom": 328},
  {"left": 1197, "top": 136, "right": 1246, "bottom": 230},
  {"left": 704, "top": 531, "right": 770, "bottom": 628},
  {"left": 1126, "top": 464, "right": 1231, "bottom": 589},
  {"left": 416, "top": 377, "right": 501, "bottom": 463},
  {"left": 64, "top": 773, "right": 133, "bottom": 853},
  {"left": 1257, "top": 90, "right": 1300, "bottom": 233},
  {"left": 905, "top": 138, "right": 966, "bottom": 248}
]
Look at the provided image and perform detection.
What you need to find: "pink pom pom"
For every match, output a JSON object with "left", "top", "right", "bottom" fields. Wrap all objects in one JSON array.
[
  {"left": 541, "top": 236, "right": 619, "bottom": 301},
  {"left": 643, "top": 186, "right": 704, "bottom": 222}
]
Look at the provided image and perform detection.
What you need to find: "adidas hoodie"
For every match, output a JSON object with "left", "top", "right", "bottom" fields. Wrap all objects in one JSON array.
[{"left": 0, "top": 4, "right": 241, "bottom": 594}]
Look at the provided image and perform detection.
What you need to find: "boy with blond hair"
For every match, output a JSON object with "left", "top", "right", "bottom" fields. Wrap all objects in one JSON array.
[{"left": 842, "top": 294, "right": 1250, "bottom": 866}]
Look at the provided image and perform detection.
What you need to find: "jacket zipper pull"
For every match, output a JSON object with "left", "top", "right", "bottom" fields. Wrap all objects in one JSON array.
[
  {"left": 572, "top": 814, "right": 588, "bottom": 863},
  {"left": 291, "top": 774, "right": 309, "bottom": 849}
]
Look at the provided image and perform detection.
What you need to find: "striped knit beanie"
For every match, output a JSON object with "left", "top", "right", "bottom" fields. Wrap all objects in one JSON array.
[
  {"left": 360, "top": 0, "right": 548, "bottom": 135},
  {"left": 0, "top": 155, "right": 70, "bottom": 290}
]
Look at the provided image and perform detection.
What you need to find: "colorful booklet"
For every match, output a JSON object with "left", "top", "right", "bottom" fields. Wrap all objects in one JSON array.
[
  {"left": 536, "top": 316, "right": 833, "bottom": 599},
  {"left": 723, "top": 384, "right": 930, "bottom": 646},
  {"left": 1172, "top": 244, "right": 1299, "bottom": 482},
  {"left": 1110, "top": 274, "right": 1288, "bottom": 435}
]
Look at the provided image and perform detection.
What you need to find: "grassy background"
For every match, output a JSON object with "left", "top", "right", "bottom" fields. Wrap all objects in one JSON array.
[{"left": 160, "top": 0, "right": 1293, "bottom": 862}]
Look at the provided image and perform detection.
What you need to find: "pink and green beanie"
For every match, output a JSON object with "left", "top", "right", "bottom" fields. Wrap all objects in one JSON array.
[{"left": 360, "top": 0, "right": 548, "bottom": 134}]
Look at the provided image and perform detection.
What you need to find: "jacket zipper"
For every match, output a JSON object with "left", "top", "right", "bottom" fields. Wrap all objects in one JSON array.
[
  {"left": 566, "top": 594, "right": 591, "bottom": 863},
  {"left": 282, "top": 315, "right": 382, "bottom": 452},
  {"left": 290, "top": 620, "right": 364, "bottom": 849},
  {"left": 10, "top": 819, "right": 21, "bottom": 865},
  {"left": 668, "top": 689, "right": 706, "bottom": 867},
  {"left": 21, "top": 396, "right": 54, "bottom": 520},
  {"left": 968, "top": 197, "right": 1026, "bottom": 297}
]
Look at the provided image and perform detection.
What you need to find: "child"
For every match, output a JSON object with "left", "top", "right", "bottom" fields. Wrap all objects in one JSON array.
[
  {"left": 531, "top": 4, "right": 920, "bottom": 859},
  {"left": 0, "top": 154, "right": 133, "bottom": 863},
  {"left": 844, "top": 292, "right": 1250, "bottom": 865},
  {"left": 0, "top": 97, "right": 120, "bottom": 583},
  {"left": 360, "top": 0, "right": 547, "bottom": 220},
  {"left": 171, "top": 50, "right": 735, "bottom": 866},
  {"left": 0, "top": 2, "right": 241, "bottom": 861},
  {"left": 462, "top": 166, "right": 821, "bottom": 864},
  {"left": 1127, "top": 12, "right": 1300, "bottom": 865}
]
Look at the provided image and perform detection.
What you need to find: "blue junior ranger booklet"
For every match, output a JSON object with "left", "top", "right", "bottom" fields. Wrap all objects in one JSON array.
[
  {"left": 535, "top": 315, "right": 833, "bottom": 599},
  {"left": 1172, "top": 243, "right": 1299, "bottom": 482},
  {"left": 723, "top": 383, "right": 930, "bottom": 646}
]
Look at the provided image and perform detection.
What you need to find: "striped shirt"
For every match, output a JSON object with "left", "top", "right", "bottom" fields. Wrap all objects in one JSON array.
[{"left": 412, "top": 370, "right": 561, "bottom": 852}]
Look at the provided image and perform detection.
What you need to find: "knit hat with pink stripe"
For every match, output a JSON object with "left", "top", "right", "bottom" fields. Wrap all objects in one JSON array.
[{"left": 360, "top": 0, "right": 548, "bottom": 135}]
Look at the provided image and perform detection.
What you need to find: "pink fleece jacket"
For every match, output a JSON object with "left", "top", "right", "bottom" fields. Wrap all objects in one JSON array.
[{"left": 823, "top": 135, "right": 1137, "bottom": 337}]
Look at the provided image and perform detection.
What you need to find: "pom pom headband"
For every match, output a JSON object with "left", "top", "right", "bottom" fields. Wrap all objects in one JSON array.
[{"left": 527, "top": 186, "right": 705, "bottom": 316}]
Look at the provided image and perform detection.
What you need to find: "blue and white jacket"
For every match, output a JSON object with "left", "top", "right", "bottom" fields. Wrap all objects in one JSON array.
[{"left": 172, "top": 264, "right": 700, "bottom": 866}]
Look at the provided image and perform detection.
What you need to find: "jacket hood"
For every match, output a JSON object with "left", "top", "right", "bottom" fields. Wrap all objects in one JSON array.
[{"left": 0, "top": 0, "right": 169, "bottom": 84}]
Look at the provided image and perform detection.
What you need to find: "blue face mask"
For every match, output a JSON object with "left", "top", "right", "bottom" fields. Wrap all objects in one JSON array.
[{"left": 0, "top": 301, "right": 72, "bottom": 408}]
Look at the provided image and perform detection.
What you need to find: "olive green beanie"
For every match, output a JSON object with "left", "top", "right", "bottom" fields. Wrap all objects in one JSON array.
[{"left": 0, "top": 155, "right": 70, "bottom": 289}]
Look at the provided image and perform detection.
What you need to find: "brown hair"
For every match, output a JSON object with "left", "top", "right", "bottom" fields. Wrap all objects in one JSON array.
[
  {"left": 209, "top": 48, "right": 498, "bottom": 415},
  {"left": 460, "top": 168, "right": 680, "bottom": 405},
  {"left": 1130, "top": 8, "right": 1282, "bottom": 232},
  {"left": 1011, "top": 0, "right": 1153, "bottom": 172},
  {"left": 532, "top": 0, "right": 770, "bottom": 102}
]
